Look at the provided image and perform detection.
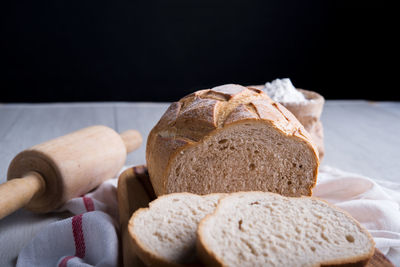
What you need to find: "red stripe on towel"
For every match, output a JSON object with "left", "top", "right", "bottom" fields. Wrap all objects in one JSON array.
[
  {"left": 83, "top": 196, "right": 95, "bottom": 212},
  {"left": 58, "top": 255, "right": 74, "bottom": 267},
  {"left": 72, "top": 214, "right": 86, "bottom": 258},
  {"left": 58, "top": 214, "right": 87, "bottom": 267}
]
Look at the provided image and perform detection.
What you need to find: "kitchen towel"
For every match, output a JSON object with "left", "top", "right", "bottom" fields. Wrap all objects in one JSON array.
[
  {"left": 16, "top": 165, "right": 400, "bottom": 266},
  {"left": 314, "top": 166, "right": 400, "bottom": 265}
]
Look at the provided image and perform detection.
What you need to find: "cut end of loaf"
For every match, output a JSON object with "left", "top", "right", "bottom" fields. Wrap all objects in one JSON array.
[
  {"left": 166, "top": 121, "right": 318, "bottom": 196},
  {"left": 197, "top": 192, "right": 375, "bottom": 267}
]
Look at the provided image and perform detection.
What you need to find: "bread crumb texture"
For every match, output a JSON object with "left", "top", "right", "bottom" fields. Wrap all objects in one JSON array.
[
  {"left": 198, "top": 192, "right": 375, "bottom": 267},
  {"left": 129, "top": 193, "right": 224, "bottom": 265},
  {"left": 146, "top": 84, "right": 319, "bottom": 196}
]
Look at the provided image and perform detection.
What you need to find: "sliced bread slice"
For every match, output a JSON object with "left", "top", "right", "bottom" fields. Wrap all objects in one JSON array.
[
  {"left": 197, "top": 192, "right": 375, "bottom": 267},
  {"left": 128, "top": 193, "right": 225, "bottom": 266}
]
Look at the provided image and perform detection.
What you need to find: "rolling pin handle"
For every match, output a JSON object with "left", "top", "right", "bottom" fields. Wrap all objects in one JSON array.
[
  {"left": 120, "top": 130, "right": 143, "bottom": 153},
  {"left": 0, "top": 172, "right": 46, "bottom": 220}
]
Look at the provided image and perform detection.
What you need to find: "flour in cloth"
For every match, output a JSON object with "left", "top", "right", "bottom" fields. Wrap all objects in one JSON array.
[{"left": 264, "top": 78, "right": 308, "bottom": 103}]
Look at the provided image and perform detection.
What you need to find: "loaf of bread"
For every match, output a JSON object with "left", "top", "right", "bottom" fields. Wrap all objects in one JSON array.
[
  {"left": 128, "top": 193, "right": 225, "bottom": 266},
  {"left": 197, "top": 192, "right": 375, "bottom": 267},
  {"left": 146, "top": 84, "right": 319, "bottom": 197}
]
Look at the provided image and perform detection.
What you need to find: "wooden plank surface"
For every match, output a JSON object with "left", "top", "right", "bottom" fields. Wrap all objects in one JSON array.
[
  {"left": 114, "top": 102, "right": 170, "bottom": 166},
  {"left": 0, "top": 103, "right": 116, "bottom": 266},
  {"left": 0, "top": 101, "right": 399, "bottom": 266},
  {"left": 321, "top": 101, "right": 400, "bottom": 183},
  {"left": 0, "top": 102, "right": 169, "bottom": 266}
]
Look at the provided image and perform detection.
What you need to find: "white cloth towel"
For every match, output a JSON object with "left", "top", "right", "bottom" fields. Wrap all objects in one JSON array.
[
  {"left": 314, "top": 166, "right": 400, "bottom": 265},
  {"left": 17, "top": 166, "right": 400, "bottom": 266}
]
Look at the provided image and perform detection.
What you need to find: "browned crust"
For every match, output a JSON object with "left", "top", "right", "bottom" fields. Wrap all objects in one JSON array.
[
  {"left": 197, "top": 192, "right": 375, "bottom": 267},
  {"left": 223, "top": 104, "right": 258, "bottom": 125},
  {"left": 146, "top": 84, "right": 320, "bottom": 196},
  {"left": 146, "top": 134, "right": 194, "bottom": 196}
]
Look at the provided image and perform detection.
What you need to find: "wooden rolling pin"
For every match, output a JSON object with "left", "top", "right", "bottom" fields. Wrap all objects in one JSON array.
[{"left": 0, "top": 125, "right": 142, "bottom": 219}]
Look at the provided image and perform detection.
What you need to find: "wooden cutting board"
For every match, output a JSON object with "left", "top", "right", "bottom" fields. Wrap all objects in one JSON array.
[
  {"left": 117, "top": 165, "right": 394, "bottom": 267},
  {"left": 117, "top": 166, "right": 155, "bottom": 267}
]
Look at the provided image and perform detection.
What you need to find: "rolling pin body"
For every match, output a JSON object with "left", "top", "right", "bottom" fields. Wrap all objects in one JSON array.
[{"left": 0, "top": 125, "right": 142, "bottom": 219}]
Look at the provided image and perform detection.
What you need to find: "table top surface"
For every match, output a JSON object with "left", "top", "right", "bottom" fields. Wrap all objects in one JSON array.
[{"left": 1, "top": 100, "right": 399, "bottom": 266}]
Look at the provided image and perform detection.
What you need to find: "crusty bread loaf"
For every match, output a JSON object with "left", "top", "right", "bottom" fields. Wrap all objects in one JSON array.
[
  {"left": 128, "top": 193, "right": 225, "bottom": 266},
  {"left": 146, "top": 84, "right": 319, "bottom": 197},
  {"left": 197, "top": 192, "right": 375, "bottom": 267}
]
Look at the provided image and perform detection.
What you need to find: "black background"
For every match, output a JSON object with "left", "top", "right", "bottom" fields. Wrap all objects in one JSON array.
[{"left": 0, "top": 1, "right": 396, "bottom": 102}]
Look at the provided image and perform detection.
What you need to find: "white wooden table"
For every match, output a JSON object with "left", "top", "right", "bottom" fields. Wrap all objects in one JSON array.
[{"left": 0, "top": 101, "right": 399, "bottom": 266}]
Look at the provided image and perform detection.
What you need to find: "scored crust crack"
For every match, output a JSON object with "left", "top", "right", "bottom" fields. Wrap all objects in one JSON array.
[{"left": 146, "top": 84, "right": 320, "bottom": 197}]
